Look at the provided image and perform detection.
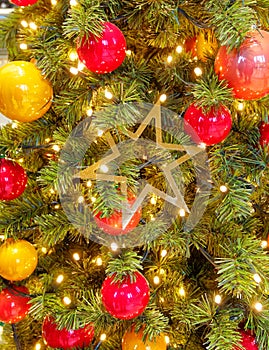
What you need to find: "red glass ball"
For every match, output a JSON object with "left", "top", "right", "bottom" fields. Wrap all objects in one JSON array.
[
  {"left": 0, "top": 285, "right": 31, "bottom": 324},
  {"left": 0, "top": 159, "right": 27, "bottom": 201},
  {"left": 233, "top": 330, "right": 258, "bottom": 350},
  {"left": 184, "top": 103, "right": 232, "bottom": 146},
  {"left": 215, "top": 30, "right": 269, "bottom": 100},
  {"left": 10, "top": 0, "right": 38, "bottom": 5},
  {"left": 101, "top": 271, "right": 150, "bottom": 320},
  {"left": 184, "top": 37, "right": 197, "bottom": 58},
  {"left": 77, "top": 22, "right": 126, "bottom": 74},
  {"left": 260, "top": 121, "right": 269, "bottom": 146},
  {"left": 42, "top": 316, "right": 94, "bottom": 349},
  {"left": 94, "top": 192, "right": 141, "bottom": 235}
]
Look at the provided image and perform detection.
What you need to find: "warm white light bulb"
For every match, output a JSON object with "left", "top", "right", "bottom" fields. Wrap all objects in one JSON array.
[
  {"left": 69, "top": 51, "right": 78, "bottom": 61},
  {"left": 77, "top": 196, "right": 84, "bottom": 203},
  {"left": 167, "top": 55, "right": 173, "bottom": 63},
  {"left": 20, "top": 43, "right": 28, "bottom": 50},
  {"left": 18, "top": 158, "right": 24, "bottom": 163},
  {"left": 104, "top": 90, "right": 113, "bottom": 99},
  {"left": 52, "top": 145, "right": 60, "bottom": 152},
  {"left": 12, "top": 122, "right": 18, "bottom": 129},
  {"left": 70, "top": 0, "right": 78, "bottom": 5},
  {"left": 56, "top": 274, "right": 64, "bottom": 283},
  {"left": 179, "top": 208, "right": 186, "bottom": 217},
  {"left": 73, "top": 252, "right": 80, "bottom": 261},
  {"left": 194, "top": 67, "right": 203, "bottom": 76},
  {"left": 214, "top": 294, "right": 222, "bottom": 304},
  {"left": 261, "top": 240, "right": 268, "bottom": 249},
  {"left": 41, "top": 247, "right": 48, "bottom": 254},
  {"left": 96, "top": 257, "right": 103, "bottom": 266},
  {"left": 150, "top": 196, "right": 157, "bottom": 205},
  {"left": 237, "top": 102, "right": 245, "bottom": 111},
  {"left": 176, "top": 45, "right": 183, "bottom": 54},
  {"left": 179, "top": 287, "right": 185, "bottom": 297},
  {"left": 63, "top": 296, "right": 72, "bottom": 305},
  {"left": 253, "top": 273, "right": 261, "bottom": 284},
  {"left": 254, "top": 302, "right": 263, "bottom": 312},
  {"left": 153, "top": 276, "right": 160, "bottom": 285},
  {"left": 91, "top": 196, "right": 96, "bottom": 203},
  {"left": 29, "top": 22, "right": 37, "bottom": 30},
  {"left": 126, "top": 49, "right": 132, "bottom": 56},
  {"left": 70, "top": 67, "right": 78, "bottom": 75},
  {"left": 165, "top": 335, "right": 170, "bottom": 344},
  {"left": 220, "top": 185, "right": 228, "bottom": 193},
  {"left": 86, "top": 108, "right": 93, "bottom": 116},
  {"left": 161, "top": 249, "right": 167, "bottom": 257},
  {"left": 86, "top": 180, "right": 92, "bottom": 187},
  {"left": 21, "top": 20, "right": 28, "bottom": 28},
  {"left": 35, "top": 343, "right": 41, "bottom": 350},
  {"left": 51, "top": 0, "right": 57, "bottom": 5},
  {"left": 77, "top": 62, "right": 85, "bottom": 71},
  {"left": 100, "top": 333, "right": 106, "bottom": 341},
  {"left": 111, "top": 242, "right": 118, "bottom": 251},
  {"left": 159, "top": 94, "right": 167, "bottom": 103},
  {"left": 100, "top": 164, "right": 109, "bottom": 173},
  {"left": 97, "top": 129, "right": 104, "bottom": 137}
]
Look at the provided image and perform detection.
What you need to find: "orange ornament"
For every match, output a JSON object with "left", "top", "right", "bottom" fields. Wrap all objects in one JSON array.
[
  {"left": 122, "top": 327, "right": 167, "bottom": 350},
  {"left": 0, "top": 239, "right": 38, "bottom": 281},
  {"left": 0, "top": 61, "right": 53, "bottom": 122},
  {"left": 196, "top": 30, "right": 218, "bottom": 61}
]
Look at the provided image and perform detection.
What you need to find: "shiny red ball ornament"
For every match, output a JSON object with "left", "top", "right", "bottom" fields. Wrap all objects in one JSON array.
[
  {"left": 260, "top": 122, "right": 269, "bottom": 147},
  {"left": 10, "top": 0, "right": 38, "bottom": 5},
  {"left": 215, "top": 30, "right": 269, "bottom": 100},
  {"left": 184, "top": 37, "right": 197, "bottom": 58},
  {"left": 101, "top": 271, "right": 150, "bottom": 320},
  {"left": 77, "top": 22, "right": 126, "bottom": 74},
  {"left": 233, "top": 330, "right": 258, "bottom": 350},
  {"left": 0, "top": 285, "right": 31, "bottom": 324},
  {"left": 94, "top": 192, "right": 141, "bottom": 235},
  {"left": 42, "top": 316, "right": 94, "bottom": 349},
  {"left": 184, "top": 103, "right": 232, "bottom": 146},
  {"left": 0, "top": 158, "right": 27, "bottom": 201}
]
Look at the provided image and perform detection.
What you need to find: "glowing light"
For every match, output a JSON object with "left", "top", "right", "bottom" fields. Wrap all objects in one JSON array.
[
  {"left": 176, "top": 45, "right": 183, "bottom": 54},
  {"left": 77, "top": 196, "right": 84, "bottom": 203},
  {"left": 111, "top": 242, "right": 118, "bottom": 251},
  {"left": 254, "top": 302, "right": 263, "bottom": 312},
  {"left": 194, "top": 67, "right": 203, "bottom": 76},
  {"left": 51, "top": 0, "right": 57, "bottom": 5},
  {"left": 18, "top": 158, "right": 24, "bottom": 163},
  {"left": 261, "top": 240, "right": 268, "bottom": 249},
  {"left": 100, "top": 164, "right": 109, "bottom": 173},
  {"left": 0, "top": 235, "right": 5, "bottom": 240},
  {"left": 100, "top": 334, "right": 106, "bottom": 341},
  {"left": 69, "top": 51, "right": 78, "bottom": 61},
  {"left": 220, "top": 185, "right": 228, "bottom": 193},
  {"left": 104, "top": 90, "right": 113, "bottom": 99},
  {"left": 167, "top": 55, "right": 173, "bottom": 63},
  {"left": 179, "top": 287, "right": 185, "bottom": 297},
  {"left": 70, "top": 67, "right": 78, "bottom": 75},
  {"left": 86, "top": 180, "right": 92, "bottom": 187},
  {"left": 161, "top": 249, "right": 167, "bottom": 257},
  {"left": 35, "top": 342, "right": 41, "bottom": 350},
  {"left": 153, "top": 276, "right": 160, "bottom": 285},
  {"left": 63, "top": 296, "right": 71, "bottom": 305},
  {"left": 97, "top": 129, "right": 104, "bottom": 137},
  {"left": 165, "top": 336, "right": 170, "bottom": 344},
  {"left": 41, "top": 247, "right": 47, "bottom": 254},
  {"left": 96, "top": 257, "right": 103, "bottom": 266},
  {"left": 237, "top": 102, "right": 245, "bottom": 111},
  {"left": 150, "top": 214, "right": 156, "bottom": 221},
  {"left": 52, "top": 145, "right": 60, "bottom": 152},
  {"left": 91, "top": 196, "right": 96, "bottom": 203},
  {"left": 56, "top": 274, "right": 64, "bottom": 284},
  {"left": 214, "top": 294, "right": 222, "bottom": 304},
  {"left": 159, "top": 94, "right": 167, "bottom": 103},
  {"left": 86, "top": 108, "right": 93, "bottom": 116},
  {"left": 21, "top": 20, "right": 28, "bottom": 27},
  {"left": 253, "top": 273, "right": 261, "bottom": 284},
  {"left": 49, "top": 189, "right": 55, "bottom": 194},
  {"left": 12, "top": 122, "right": 18, "bottom": 129},
  {"left": 54, "top": 204, "right": 60, "bottom": 210},
  {"left": 179, "top": 208, "right": 186, "bottom": 217},
  {"left": 20, "top": 43, "right": 28, "bottom": 50},
  {"left": 150, "top": 196, "right": 157, "bottom": 205},
  {"left": 77, "top": 62, "right": 85, "bottom": 71},
  {"left": 126, "top": 49, "right": 132, "bottom": 56},
  {"left": 29, "top": 22, "right": 37, "bottom": 30},
  {"left": 73, "top": 252, "right": 80, "bottom": 261},
  {"left": 45, "top": 138, "right": 51, "bottom": 143},
  {"left": 159, "top": 268, "right": 165, "bottom": 275},
  {"left": 70, "top": 0, "right": 78, "bottom": 5}
]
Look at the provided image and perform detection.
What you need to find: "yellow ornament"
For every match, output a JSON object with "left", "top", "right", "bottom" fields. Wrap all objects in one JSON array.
[
  {"left": 196, "top": 30, "right": 218, "bottom": 62},
  {"left": 122, "top": 327, "right": 167, "bottom": 350},
  {"left": 0, "top": 61, "right": 53, "bottom": 122},
  {"left": 0, "top": 239, "right": 38, "bottom": 281}
]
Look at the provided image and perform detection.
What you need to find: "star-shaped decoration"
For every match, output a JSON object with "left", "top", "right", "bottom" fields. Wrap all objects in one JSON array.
[{"left": 77, "top": 101, "right": 204, "bottom": 229}]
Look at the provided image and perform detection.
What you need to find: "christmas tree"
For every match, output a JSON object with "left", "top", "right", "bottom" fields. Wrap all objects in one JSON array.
[{"left": 0, "top": 0, "right": 269, "bottom": 349}]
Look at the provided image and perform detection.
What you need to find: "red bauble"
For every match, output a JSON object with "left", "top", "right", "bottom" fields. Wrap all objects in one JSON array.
[
  {"left": 184, "top": 103, "right": 232, "bottom": 146},
  {"left": 10, "top": 0, "right": 38, "bottom": 5},
  {"left": 215, "top": 30, "right": 269, "bottom": 100},
  {"left": 94, "top": 192, "right": 141, "bottom": 235},
  {"left": 0, "top": 158, "right": 27, "bottom": 200},
  {"left": 101, "top": 271, "right": 150, "bottom": 320},
  {"left": 184, "top": 37, "right": 197, "bottom": 58},
  {"left": 260, "top": 122, "right": 269, "bottom": 146},
  {"left": 77, "top": 22, "right": 126, "bottom": 74},
  {"left": 233, "top": 330, "right": 258, "bottom": 350},
  {"left": 0, "top": 285, "right": 31, "bottom": 324},
  {"left": 42, "top": 316, "right": 94, "bottom": 349}
]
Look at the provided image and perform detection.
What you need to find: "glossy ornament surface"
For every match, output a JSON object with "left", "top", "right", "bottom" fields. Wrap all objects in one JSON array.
[
  {"left": 0, "top": 61, "right": 53, "bottom": 122},
  {"left": 10, "top": 0, "right": 38, "bottom": 5},
  {"left": 42, "top": 316, "right": 94, "bottom": 349},
  {"left": 122, "top": 326, "right": 167, "bottom": 350},
  {"left": 184, "top": 103, "right": 232, "bottom": 146},
  {"left": 233, "top": 330, "right": 258, "bottom": 350},
  {"left": 0, "top": 285, "right": 31, "bottom": 324},
  {"left": 259, "top": 122, "right": 269, "bottom": 146},
  {"left": 0, "top": 158, "right": 27, "bottom": 201},
  {"left": 94, "top": 192, "right": 141, "bottom": 235},
  {"left": 0, "top": 239, "right": 38, "bottom": 281},
  {"left": 101, "top": 271, "right": 150, "bottom": 319},
  {"left": 184, "top": 37, "right": 198, "bottom": 58},
  {"left": 77, "top": 22, "right": 126, "bottom": 74},
  {"left": 215, "top": 30, "right": 269, "bottom": 100}
]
